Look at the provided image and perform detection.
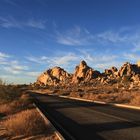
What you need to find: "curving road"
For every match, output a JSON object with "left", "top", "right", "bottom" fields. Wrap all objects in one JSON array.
[{"left": 32, "top": 92, "right": 140, "bottom": 140}]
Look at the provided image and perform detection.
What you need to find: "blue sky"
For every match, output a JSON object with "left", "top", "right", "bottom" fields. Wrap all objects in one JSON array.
[{"left": 0, "top": 0, "right": 140, "bottom": 84}]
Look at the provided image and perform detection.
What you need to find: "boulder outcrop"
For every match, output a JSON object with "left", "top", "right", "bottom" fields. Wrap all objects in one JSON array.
[
  {"left": 36, "top": 60, "right": 140, "bottom": 87},
  {"left": 36, "top": 67, "right": 71, "bottom": 86},
  {"left": 118, "top": 62, "right": 140, "bottom": 77},
  {"left": 104, "top": 67, "right": 118, "bottom": 77},
  {"left": 71, "top": 60, "right": 101, "bottom": 83}
]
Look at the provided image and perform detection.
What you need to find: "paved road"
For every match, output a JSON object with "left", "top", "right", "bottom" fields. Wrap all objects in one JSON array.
[{"left": 32, "top": 93, "right": 140, "bottom": 140}]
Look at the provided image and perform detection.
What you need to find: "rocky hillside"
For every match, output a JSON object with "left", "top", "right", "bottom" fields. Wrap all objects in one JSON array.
[{"left": 36, "top": 60, "right": 140, "bottom": 86}]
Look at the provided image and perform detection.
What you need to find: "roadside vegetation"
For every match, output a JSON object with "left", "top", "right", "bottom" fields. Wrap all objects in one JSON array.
[
  {"left": 0, "top": 79, "right": 58, "bottom": 140},
  {"left": 33, "top": 82, "right": 140, "bottom": 106},
  {"left": 68, "top": 84, "right": 140, "bottom": 106}
]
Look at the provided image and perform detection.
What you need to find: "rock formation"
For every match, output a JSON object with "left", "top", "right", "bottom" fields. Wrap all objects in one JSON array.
[
  {"left": 104, "top": 66, "right": 118, "bottom": 77},
  {"left": 71, "top": 60, "right": 101, "bottom": 83},
  {"left": 36, "top": 60, "right": 140, "bottom": 87},
  {"left": 36, "top": 67, "right": 71, "bottom": 86},
  {"left": 118, "top": 62, "right": 140, "bottom": 77}
]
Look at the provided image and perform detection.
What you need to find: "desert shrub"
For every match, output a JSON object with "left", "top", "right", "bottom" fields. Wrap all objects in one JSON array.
[
  {"left": 130, "top": 94, "right": 140, "bottom": 106},
  {"left": 3, "top": 109, "right": 47, "bottom": 136},
  {"left": 0, "top": 103, "right": 13, "bottom": 115},
  {"left": 0, "top": 78, "right": 6, "bottom": 85},
  {"left": 0, "top": 94, "right": 32, "bottom": 115},
  {"left": 61, "top": 92, "right": 70, "bottom": 96},
  {"left": 0, "top": 86, "right": 21, "bottom": 103},
  {"left": 70, "top": 92, "right": 79, "bottom": 97},
  {"left": 77, "top": 88, "right": 83, "bottom": 92}
]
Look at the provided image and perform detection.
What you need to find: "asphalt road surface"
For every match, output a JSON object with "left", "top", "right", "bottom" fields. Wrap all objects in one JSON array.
[{"left": 32, "top": 93, "right": 140, "bottom": 140}]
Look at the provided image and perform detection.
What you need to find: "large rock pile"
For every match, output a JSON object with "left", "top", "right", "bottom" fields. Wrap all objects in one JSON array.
[
  {"left": 36, "top": 60, "right": 140, "bottom": 87},
  {"left": 36, "top": 67, "right": 71, "bottom": 86},
  {"left": 118, "top": 62, "right": 140, "bottom": 77},
  {"left": 101, "top": 62, "right": 140, "bottom": 85},
  {"left": 71, "top": 60, "right": 101, "bottom": 83}
]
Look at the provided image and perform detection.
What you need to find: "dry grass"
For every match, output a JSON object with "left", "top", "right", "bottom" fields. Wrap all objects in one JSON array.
[
  {"left": 0, "top": 94, "right": 32, "bottom": 115},
  {"left": 83, "top": 92, "right": 133, "bottom": 104},
  {"left": 3, "top": 109, "right": 49, "bottom": 136},
  {"left": 66, "top": 84, "right": 140, "bottom": 106},
  {"left": 0, "top": 103, "right": 14, "bottom": 115},
  {"left": 0, "top": 82, "right": 58, "bottom": 139},
  {"left": 130, "top": 93, "right": 140, "bottom": 106},
  {"left": 0, "top": 85, "right": 21, "bottom": 104},
  {"left": 69, "top": 90, "right": 140, "bottom": 106}
]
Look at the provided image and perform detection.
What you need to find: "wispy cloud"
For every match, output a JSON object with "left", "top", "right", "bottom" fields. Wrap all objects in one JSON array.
[
  {"left": 56, "top": 26, "right": 94, "bottom": 46},
  {"left": 132, "top": 42, "right": 140, "bottom": 52},
  {"left": 3, "top": 60, "right": 29, "bottom": 74},
  {"left": 26, "top": 53, "right": 79, "bottom": 67},
  {"left": 55, "top": 25, "right": 140, "bottom": 54},
  {"left": 26, "top": 56, "right": 50, "bottom": 64},
  {"left": 97, "top": 31, "right": 127, "bottom": 43},
  {"left": 0, "top": 52, "right": 10, "bottom": 64},
  {"left": 26, "top": 19, "right": 46, "bottom": 29},
  {"left": 0, "top": 52, "right": 10, "bottom": 59},
  {"left": 123, "top": 53, "right": 140, "bottom": 62},
  {"left": 26, "top": 50, "right": 121, "bottom": 71},
  {"left": 0, "top": 52, "right": 29, "bottom": 75},
  {"left": 25, "top": 71, "right": 41, "bottom": 77},
  {"left": 0, "top": 16, "right": 46, "bottom": 29}
]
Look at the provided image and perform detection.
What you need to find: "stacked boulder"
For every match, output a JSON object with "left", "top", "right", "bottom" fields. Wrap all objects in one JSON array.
[{"left": 71, "top": 60, "right": 101, "bottom": 84}]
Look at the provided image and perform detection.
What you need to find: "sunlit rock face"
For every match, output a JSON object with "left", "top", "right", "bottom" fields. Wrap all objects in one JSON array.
[
  {"left": 118, "top": 62, "right": 140, "bottom": 77},
  {"left": 36, "top": 60, "right": 140, "bottom": 87},
  {"left": 104, "top": 66, "right": 118, "bottom": 77},
  {"left": 71, "top": 60, "right": 101, "bottom": 83},
  {"left": 137, "top": 61, "right": 140, "bottom": 67},
  {"left": 36, "top": 67, "right": 71, "bottom": 86}
]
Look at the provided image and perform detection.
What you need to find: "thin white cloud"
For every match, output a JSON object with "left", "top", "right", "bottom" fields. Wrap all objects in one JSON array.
[
  {"left": 79, "top": 50, "right": 117, "bottom": 63},
  {"left": 56, "top": 26, "right": 94, "bottom": 46},
  {"left": 97, "top": 31, "right": 127, "bottom": 43},
  {"left": 0, "top": 74, "right": 35, "bottom": 84},
  {"left": 0, "top": 52, "right": 10, "bottom": 64},
  {"left": 25, "top": 71, "right": 41, "bottom": 77},
  {"left": 0, "top": 16, "right": 46, "bottom": 29},
  {"left": 26, "top": 50, "right": 121, "bottom": 71},
  {"left": 26, "top": 53, "right": 79, "bottom": 67},
  {"left": 123, "top": 53, "right": 140, "bottom": 62},
  {"left": 26, "top": 56, "right": 50, "bottom": 64},
  {"left": 94, "top": 61, "right": 123, "bottom": 70},
  {"left": 0, "top": 52, "right": 29, "bottom": 75},
  {"left": 77, "top": 50, "right": 120, "bottom": 70},
  {"left": 132, "top": 42, "right": 140, "bottom": 52},
  {"left": 0, "top": 52, "right": 10, "bottom": 58},
  {"left": 26, "top": 19, "right": 46, "bottom": 29},
  {"left": 55, "top": 25, "right": 140, "bottom": 54},
  {"left": 52, "top": 53, "right": 79, "bottom": 66},
  {"left": 3, "top": 63, "right": 29, "bottom": 74}
]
